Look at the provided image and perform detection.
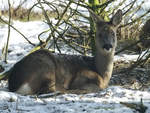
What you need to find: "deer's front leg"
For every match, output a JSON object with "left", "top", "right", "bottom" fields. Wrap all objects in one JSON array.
[
  {"left": 80, "top": 70, "right": 110, "bottom": 90},
  {"left": 63, "top": 75, "right": 73, "bottom": 89},
  {"left": 97, "top": 72, "right": 112, "bottom": 89}
]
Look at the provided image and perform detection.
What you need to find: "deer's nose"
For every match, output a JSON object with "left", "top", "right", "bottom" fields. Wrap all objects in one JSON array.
[{"left": 103, "top": 44, "right": 113, "bottom": 51}]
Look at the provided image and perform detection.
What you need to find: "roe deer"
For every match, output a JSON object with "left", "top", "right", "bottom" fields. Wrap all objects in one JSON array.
[{"left": 8, "top": 10, "right": 122, "bottom": 95}]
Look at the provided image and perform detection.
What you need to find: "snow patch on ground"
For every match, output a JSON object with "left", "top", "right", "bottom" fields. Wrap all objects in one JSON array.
[
  {"left": 0, "top": 86, "right": 150, "bottom": 113},
  {"left": 0, "top": 20, "right": 50, "bottom": 71}
]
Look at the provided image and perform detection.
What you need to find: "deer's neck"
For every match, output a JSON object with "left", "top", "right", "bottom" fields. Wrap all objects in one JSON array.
[{"left": 94, "top": 50, "right": 114, "bottom": 77}]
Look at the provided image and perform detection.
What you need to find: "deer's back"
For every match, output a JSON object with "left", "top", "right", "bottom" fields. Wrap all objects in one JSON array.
[{"left": 55, "top": 54, "right": 95, "bottom": 74}]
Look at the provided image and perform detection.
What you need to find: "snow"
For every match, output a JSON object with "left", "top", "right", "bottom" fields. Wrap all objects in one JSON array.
[
  {"left": 0, "top": 1, "right": 150, "bottom": 113},
  {"left": 0, "top": 86, "right": 150, "bottom": 113},
  {"left": 0, "top": 20, "right": 50, "bottom": 71}
]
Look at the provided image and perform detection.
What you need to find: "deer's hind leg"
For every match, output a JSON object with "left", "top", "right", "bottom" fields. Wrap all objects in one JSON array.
[
  {"left": 37, "top": 70, "right": 56, "bottom": 94},
  {"left": 63, "top": 74, "right": 75, "bottom": 89}
]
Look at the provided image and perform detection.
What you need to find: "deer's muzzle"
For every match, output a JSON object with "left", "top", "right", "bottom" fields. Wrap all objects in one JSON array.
[{"left": 103, "top": 44, "right": 113, "bottom": 51}]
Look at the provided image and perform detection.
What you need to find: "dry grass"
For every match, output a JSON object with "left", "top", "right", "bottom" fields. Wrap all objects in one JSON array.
[{"left": 1, "top": 7, "right": 58, "bottom": 21}]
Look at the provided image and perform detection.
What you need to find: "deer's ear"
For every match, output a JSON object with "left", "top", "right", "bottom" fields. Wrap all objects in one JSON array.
[
  {"left": 89, "top": 9, "right": 103, "bottom": 23},
  {"left": 110, "top": 10, "right": 122, "bottom": 26}
]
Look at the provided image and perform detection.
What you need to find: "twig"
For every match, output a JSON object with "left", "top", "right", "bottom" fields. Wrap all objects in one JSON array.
[
  {"left": 30, "top": 91, "right": 62, "bottom": 98},
  {"left": 128, "top": 49, "right": 150, "bottom": 71},
  {"left": 45, "top": 0, "right": 73, "bottom": 43},
  {"left": 120, "top": 9, "right": 150, "bottom": 28},
  {"left": 14, "top": 0, "right": 28, "bottom": 13},
  {"left": 4, "top": 0, "right": 11, "bottom": 63},
  {"left": 0, "top": 17, "right": 35, "bottom": 46},
  {"left": 123, "top": 0, "right": 136, "bottom": 15},
  {"left": 28, "top": 1, "right": 59, "bottom": 21},
  {"left": 47, "top": 21, "right": 84, "bottom": 54},
  {"left": 120, "top": 99, "right": 147, "bottom": 113}
]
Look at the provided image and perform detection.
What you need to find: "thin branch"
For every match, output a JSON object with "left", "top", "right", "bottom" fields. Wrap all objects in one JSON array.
[
  {"left": 0, "top": 17, "right": 35, "bottom": 46},
  {"left": 4, "top": 0, "right": 11, "bottom": 63},
  {"left": 47, "top": 20, "right": 84, "bottom": 54},
  {"left": 14, "top": 0, "right": 28, "bottom": 12},
  {"left": 123, "top": 0, "right": 136, "bottom": 15},
  {"left": 45, "top": 0, "right": 73, "bottom": 43},
  {"left": 28, "top": 1, "right": 59, "bottom": 21},
  {"left": 128, "top": 49, "right": 150, "bottom": 71},
  {"left": 121, "top": 8, "right": 150, "bottom": 28}
]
